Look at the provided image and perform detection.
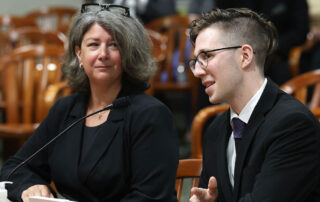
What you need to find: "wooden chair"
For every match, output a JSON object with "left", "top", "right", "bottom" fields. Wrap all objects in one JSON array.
[
  {"left": 190, "top": 104, "right": 229, "bottom": 158},
  {"left": 26, "top": 7, "right": 77, "bottom": 34},
  {"left": 288, "top": 32, "right": 317, "bottom": 76},
  {"left": 146, "top": 28, "right": 167, "bottom": 63},
  {"left": 311, "top": 108, "right": 320, "bottom": 122},
  {"left": 145, "top": 29, "right": 167, "bottom": 95},
  {"left": 0, "top": 44, "right": 67, "bottom": 159},
  {"left": 8, "top": 27, "right": 68, "bottom": 50},
  {"left": 146, "top": 15, "right": 200, "bottom": 115},
  {"left": 280, "top": 69, "right": 320, "bottom": 109},
  {"left": 0, "top": 15, "right": 37, "bottom": 33},
  {"left": 176, "top": 159, "right": 202, "bottom": 202},
  {"left": 0, "top": 32, "right": 11, "bottom": 57}
]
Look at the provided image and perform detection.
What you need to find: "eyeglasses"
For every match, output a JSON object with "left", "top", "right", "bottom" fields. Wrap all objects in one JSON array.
[
  {"left": 81, "top": 3, "right": 130, "bottom": 17},
  {"left": 188, "top": 46, "right": 242, "bottom": 73}
]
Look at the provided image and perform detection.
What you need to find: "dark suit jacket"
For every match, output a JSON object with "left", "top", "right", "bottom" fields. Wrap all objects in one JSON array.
[
  {"left": 0, "top": 93, "right": 179, "bottom": 202},
  {"left": 199, "top": 80, "right": 320, "bottom": 202}
]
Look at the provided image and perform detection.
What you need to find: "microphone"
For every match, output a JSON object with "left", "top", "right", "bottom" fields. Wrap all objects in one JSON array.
[{"left": 7, "top": 96, "right": 129, "bottom": 180}]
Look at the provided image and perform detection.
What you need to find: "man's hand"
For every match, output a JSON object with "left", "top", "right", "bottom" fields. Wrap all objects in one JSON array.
[
  {"left": 189, "top": 176, "right": 218, "bottom": 202},
  {"left": 21, "top": 184, "right": 54, "bottom": 202}
]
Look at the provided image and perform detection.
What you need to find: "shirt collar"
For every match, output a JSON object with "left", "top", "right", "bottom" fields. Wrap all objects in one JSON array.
[{"left": 230, "top": 78, "right": 267, "bottom": 127}]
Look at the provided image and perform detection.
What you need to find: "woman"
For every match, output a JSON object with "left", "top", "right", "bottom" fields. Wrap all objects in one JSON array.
[{"left": 0, "top": 3, "right": 179, "bottom": 202}]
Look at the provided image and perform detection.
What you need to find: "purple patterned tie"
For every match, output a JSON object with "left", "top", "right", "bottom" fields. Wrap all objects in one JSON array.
[{"left": 232, "top": 118, "right": 245, "bottom": 153}]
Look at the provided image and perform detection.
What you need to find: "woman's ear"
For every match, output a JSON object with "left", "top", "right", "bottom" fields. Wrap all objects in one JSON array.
[
  {"left": 240, "top": 44, "right": 254, "bottom": 69},
  {"left": 75, "top": 45, "right": 82, "bottom": 63}
]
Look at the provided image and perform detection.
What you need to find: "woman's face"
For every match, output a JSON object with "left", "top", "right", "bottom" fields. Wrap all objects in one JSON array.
[{"left": 76, "top": 23, "right": 122, "bottom": 88}]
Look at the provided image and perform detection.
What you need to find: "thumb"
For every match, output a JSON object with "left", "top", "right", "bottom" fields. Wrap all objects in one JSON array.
[
  {"left": 190, "top": 187, "right": 207, "bottom": 200},
  {"left": 208, "top": 177, "right": 218, "bottom": 197}
]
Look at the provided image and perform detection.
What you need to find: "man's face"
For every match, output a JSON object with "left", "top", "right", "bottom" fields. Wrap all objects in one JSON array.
[{"left": 193, "top": 26, "right": 243, "bottom": 104}]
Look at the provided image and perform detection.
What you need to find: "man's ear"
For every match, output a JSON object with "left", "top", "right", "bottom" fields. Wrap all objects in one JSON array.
[
  {"left": 240, "top": 44, "right": 254, "bottom": 69},
  {"left": 75, "top": 45, "right": 82, "bottom": 63}
]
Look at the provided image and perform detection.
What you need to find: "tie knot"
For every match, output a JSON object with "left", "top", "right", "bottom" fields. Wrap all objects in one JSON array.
[{"left": 232, "top": 118, "right": 245, "bottom": 139}]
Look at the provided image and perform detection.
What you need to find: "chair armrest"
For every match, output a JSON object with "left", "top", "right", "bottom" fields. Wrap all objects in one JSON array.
[
  {"left": 41, "top": 81, "right": 72, "bottom": 119},
  {"left": 0, "top": 123, "right": 37, "bottom": 139}
]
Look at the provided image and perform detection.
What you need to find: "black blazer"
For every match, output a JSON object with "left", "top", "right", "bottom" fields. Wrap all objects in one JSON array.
[
  {"left": 199, "top": 80, "right": 320, "bottom": 202},
  {"left": 0, "top": 93, "right": 179, "bottom": 202}
]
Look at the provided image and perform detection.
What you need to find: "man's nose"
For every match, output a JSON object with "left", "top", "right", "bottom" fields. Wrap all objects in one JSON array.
[{"left": 193, "top": 64, "right": 206, "bottom": 78}]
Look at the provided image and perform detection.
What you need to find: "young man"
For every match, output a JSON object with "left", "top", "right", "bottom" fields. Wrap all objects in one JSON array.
[{"left": 188, "top": 8, "right": 320, "bottom": 202}]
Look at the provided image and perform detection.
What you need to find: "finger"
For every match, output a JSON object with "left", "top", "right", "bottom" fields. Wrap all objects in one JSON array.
[
  {"left": 208, "top": 177, "right": 218, "bottom": 196},
  {"left": 191, "top": 187, "right": 208, "bottom": 200},
  {"left": 39, "top": 186, "right": 52, "bottom": 197},
  {"left": 189, "top": 194, "right": 200, "bottom": 202},
  {"left": 22, "top": 195, "right": 30, "bottom": 202},
  {"left": 190, "top": 187, "right": 198, "bottom": 196}
]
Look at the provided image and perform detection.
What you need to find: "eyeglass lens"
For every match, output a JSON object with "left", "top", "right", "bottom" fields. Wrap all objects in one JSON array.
[{"left": 189, "top": 52, "right": 207, "bottom": 72}]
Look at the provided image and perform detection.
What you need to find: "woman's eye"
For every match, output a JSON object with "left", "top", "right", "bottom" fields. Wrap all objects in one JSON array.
[
  {"left": 109, "top": 42, "right": 118, "bottom": 47},
  {"left": 108, "top": 42, "right": 119, "bottom": 50},
  {"left": 88, "top": 43, "right": 99, "bottom": 47}
]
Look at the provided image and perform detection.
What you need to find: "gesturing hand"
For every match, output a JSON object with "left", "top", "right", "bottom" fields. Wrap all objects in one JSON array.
[
  {"left": 21, "top": 184, "right": 54, "bottom": 202},
  {"left": 189, "top": 176, "right": 218, "bottom": 202}
]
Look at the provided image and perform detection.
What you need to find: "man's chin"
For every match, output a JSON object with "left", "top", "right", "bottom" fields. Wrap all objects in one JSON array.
[{"left": 209, "top": 96, "right": 224, "bottom": 105}]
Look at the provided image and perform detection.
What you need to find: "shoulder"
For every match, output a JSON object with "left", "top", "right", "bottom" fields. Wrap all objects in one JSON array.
[
  {"left": 123, "top": 93, "right": 175, "bottom": 129},
  {"left": 48, "top": 93, "right": 86, "bottom": 115},
  {"left": 127, "top": 93, "right": 172, "bottom": 114},
  {"left": 269, "top": 90, "right": 316, "bottom": 123}
]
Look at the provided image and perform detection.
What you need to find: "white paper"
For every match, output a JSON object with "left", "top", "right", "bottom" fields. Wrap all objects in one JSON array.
[{"left": 29, "top": 196, "right": 76, "bottom": 202}]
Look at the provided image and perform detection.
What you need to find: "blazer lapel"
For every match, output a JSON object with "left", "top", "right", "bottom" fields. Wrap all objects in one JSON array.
[
  {"left": 233, "top": 79, "right": 280, "bottom": 199},
  {"left": 216, "top": 110, "right": 236, "bottom": 202},
  {"left": 78, "top": 107, "right": 125, "bottom": 184},
  {"left": 60, "top": 94, "right": 88, "bottom": 176}
]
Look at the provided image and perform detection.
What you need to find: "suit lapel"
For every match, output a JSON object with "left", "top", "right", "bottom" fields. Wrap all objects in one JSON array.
[
  {"left": 78, "top": 107, "right": 125, "bottom": 183},
  {"left": 60, "top": 94, "right": 88, "bottom": 177},
  {"left": 216, "top": 110, "right": 236, "bottom": 201},
  {"left": 233, "top": 79, "right": 280, "bottom": 199}
]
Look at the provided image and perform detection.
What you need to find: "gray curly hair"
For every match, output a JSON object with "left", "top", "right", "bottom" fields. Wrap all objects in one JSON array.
[{"left": 62, "top": 9, "right": 156, "bottom": 95}]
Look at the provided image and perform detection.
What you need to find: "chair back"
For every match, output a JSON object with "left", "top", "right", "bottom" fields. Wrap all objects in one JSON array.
[
  {"left": 8, "top": 27, "right": 68, "bottom": 50},
  {"left": 0, "top": 15, "right": 37, "bottom": 33},
  {"left": 311, "top": 108, "right": 320, "bottom": 122},
  {"left": 0, "top": 44, "right": 65, "bottom": 124},
  {"left": 146, "top": 15, "right": 200, "bottom": 115},
  {"left": 145, "top": 29, "right": 167, "bottom": 95},
  {"left": 0, "top": 32, "right": 11, "bottom": 56},
  {"left": 146, "top": 28, "right": 167, "bottom": 63},
  {"left": 176, "top": 159, "right": 202, "bottom": 202},
  {"left": 288, "top": 32, "right": 317, "bottom": 76},
  {"left": 191, "top": 104, "right": 229, "bottom": 158},
  {"left": 280, "top": 69, "right": 320, "bottom": 109},
  {"left": 26, "top": 7, "right": 77, "bottom": 34}
]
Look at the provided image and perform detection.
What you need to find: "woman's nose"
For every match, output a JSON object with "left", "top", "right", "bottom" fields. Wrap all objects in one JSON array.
[{"left": 98, "top": 45, "right": 109, "bottom": 59}]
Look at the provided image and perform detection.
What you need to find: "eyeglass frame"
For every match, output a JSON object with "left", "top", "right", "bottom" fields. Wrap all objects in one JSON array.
[
  {"left": 81, "top": 3, "right": 130, "bottom": 17},
  {"left": 188, "top": 45, "right": 242, "bottom": 73}
]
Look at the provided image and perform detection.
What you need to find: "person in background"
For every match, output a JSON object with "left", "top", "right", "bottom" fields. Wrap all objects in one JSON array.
[
  {"left": 188, "top": 0, "right": 215, "bottom": 14},
  {"left": 105, "top": 0, "right": 176, "bottom": 24},
  {"left": 0, "top": 3, "right": 179, "bottom": 202},
  {"left": 188, "top": 8, "right": 320, "bottom": 202}
]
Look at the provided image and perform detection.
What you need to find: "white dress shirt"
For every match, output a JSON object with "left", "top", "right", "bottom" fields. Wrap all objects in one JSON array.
[{"left": 227, "top": 78, "right": 267, "bottom": 188}]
